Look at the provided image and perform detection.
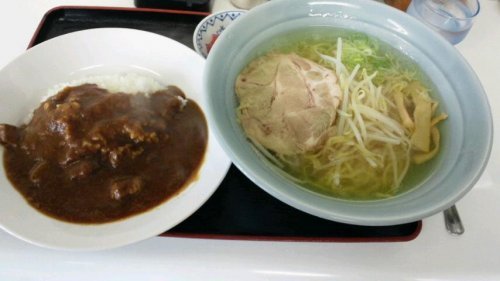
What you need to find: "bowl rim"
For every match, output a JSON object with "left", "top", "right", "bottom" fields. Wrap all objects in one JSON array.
[
  {"left": 204, "top": 0, "right": 493, "bottom": 226},
  {"left": 0, "top": 27, "right": 232, "bottom": 250}
]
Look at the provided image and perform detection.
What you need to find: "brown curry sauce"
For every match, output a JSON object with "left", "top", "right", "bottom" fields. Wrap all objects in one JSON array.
[{"left": 0, "top": 84, "right": 207, "bottom": 224}]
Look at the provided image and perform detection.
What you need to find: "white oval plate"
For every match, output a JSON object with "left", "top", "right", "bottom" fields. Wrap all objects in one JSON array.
[{"left": 0, "top": 28, "right": 231, "bottom": 251}]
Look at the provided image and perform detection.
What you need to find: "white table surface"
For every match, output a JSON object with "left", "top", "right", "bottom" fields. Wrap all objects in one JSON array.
[{"left": 1, "top": 0, "right": 499, "bottom": 280}]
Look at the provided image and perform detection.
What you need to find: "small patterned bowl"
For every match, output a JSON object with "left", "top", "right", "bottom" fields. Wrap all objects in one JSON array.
[{"left": 193, "top": 10, "right": 246, "bottom": 58}]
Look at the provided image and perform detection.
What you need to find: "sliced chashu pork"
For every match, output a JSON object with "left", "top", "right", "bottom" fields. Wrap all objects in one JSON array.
[{"left": 236, "top": 53, "right": 342, "bottom": 155}]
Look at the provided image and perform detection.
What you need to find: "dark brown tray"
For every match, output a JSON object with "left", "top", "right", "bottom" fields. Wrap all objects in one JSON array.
[{"left": 28, "top": 6, "right": 422, "bottom": 243}]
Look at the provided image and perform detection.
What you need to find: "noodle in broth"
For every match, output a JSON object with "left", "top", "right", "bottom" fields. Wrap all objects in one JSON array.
[{"left": 235, "top": 30, "right": 447, "bottom": 200}]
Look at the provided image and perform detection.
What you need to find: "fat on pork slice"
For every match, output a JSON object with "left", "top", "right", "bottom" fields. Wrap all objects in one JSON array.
[{"left": 236, "top": 53, "right": 342, "bottom": 155}]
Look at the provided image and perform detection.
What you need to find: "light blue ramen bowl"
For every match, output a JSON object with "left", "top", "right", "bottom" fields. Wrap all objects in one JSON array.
[{"left": 203, "top": 0, "right": 493, "bottom": 226}]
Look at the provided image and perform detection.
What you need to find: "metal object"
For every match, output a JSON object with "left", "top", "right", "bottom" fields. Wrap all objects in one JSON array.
[
  {"left": 384, "top": 0, "right": 411, "bottom": 11},
  {"left": 444, "top": 205, "right": 465, "bottom": 235}
]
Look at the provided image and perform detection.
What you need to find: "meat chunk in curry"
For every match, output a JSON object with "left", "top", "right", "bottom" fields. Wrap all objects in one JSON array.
[{"left": 0, "top": 84, "right": 207, "bottom": 223}]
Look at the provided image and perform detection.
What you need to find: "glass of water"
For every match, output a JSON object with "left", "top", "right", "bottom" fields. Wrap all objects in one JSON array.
[{"left": 406, "top": 0, "right": 480, "bottom": 45}]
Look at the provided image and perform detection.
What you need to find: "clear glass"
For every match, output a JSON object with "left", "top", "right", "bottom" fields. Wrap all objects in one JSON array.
[{"left": 406, "top": 0, "right": 480, "bottom": 44}]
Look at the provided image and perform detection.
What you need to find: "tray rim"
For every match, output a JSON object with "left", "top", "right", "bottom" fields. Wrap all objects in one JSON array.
[
  {"left": 27, "top": 5, "right": 210, "bottom": 49},
  {"left": 25, "top": 5, "right": 423, "bottom": 243},
  {"left": 163, "top": 220, "right": 422, "bottom": 243}
]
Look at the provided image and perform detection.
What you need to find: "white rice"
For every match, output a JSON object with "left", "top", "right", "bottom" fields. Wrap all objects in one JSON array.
[
  {"left": 25, "top": 73, "right": 177, "bottom": 124},
  {"left": 45, "top": 73, "right": 166, "bottom": 99}
]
